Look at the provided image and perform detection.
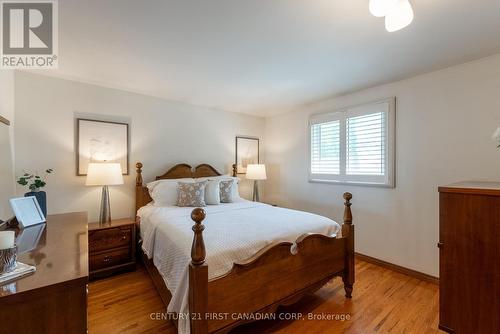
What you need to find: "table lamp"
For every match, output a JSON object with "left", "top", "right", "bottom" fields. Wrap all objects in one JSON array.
[
  {"left": 86, "top": 163, "right": 124, "bottom": 224},
  {"left": 246, "top": 164, "right": 267, "bottom": 202}
]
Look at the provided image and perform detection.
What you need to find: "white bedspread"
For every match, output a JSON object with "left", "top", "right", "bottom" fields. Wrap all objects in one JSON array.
[{"left": 138, "top": 200, "right": 340, "bottom": 334}]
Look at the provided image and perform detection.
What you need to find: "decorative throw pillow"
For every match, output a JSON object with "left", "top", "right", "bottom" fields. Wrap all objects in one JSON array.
[
  {"left": 199, "top": 176, "right": 241, "bottom": 200},
  {"left": 204, "top": 180, "right": 221, "bottom": 205},
  {"left": 219, "top": 179, "right": 234, "bottom": 203},
  {"left": 177, "top": 181, "right": 207, "bottom": 207}
]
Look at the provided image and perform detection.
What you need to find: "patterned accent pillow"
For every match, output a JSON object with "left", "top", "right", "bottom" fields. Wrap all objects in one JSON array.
[
  {"left": 219, "top": 179, "right": 234, "bottom": 203},
  {"left": 177, "top": 181, "right": 207, "bottom": 207}
]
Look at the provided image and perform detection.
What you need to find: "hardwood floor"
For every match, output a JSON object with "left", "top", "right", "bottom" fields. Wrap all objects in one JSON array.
[
  {"left": 88, "top": 259, "right": 441, "bottom": 334},
  {"left": 88, "top": 266, "right": 171, "bottom": 333}
]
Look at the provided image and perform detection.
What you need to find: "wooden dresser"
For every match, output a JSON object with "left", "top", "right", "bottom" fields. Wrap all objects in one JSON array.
[
  {"left": 438, "top": 182, "right": 499, "bottom": 333},
  {"left": 0, "top": 212, "right": 88, "bottom": 334}
]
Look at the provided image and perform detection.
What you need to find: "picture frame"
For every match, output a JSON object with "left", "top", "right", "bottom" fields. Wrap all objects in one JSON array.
[
  {"left": 76, "top": 118, "right": 129, "bottom": 175},
  {"left": 235, "top": 136, "right": 259, "bottom": 174},
  {"left": 9, "top": 197, "right": 46, "bottom": 229},
  {"left": 0, "top": 114, "right": 14, "bottom": 222},
  {"left": 0, "top": 115, "right": 10, "bottom": 125}
]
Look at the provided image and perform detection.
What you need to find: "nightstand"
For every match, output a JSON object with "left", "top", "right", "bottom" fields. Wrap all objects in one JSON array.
[{"left": 88, "top": 218, "right": 136, "bottom": 279}]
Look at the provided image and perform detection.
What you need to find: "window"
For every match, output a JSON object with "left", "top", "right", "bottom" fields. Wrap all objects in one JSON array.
[{"left": 309, "top": 98, "right": 395, "bottom": 187}]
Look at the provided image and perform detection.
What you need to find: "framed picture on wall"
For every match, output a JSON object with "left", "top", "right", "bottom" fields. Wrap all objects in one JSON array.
[
  {"left": 77, "top": 118, "right": 129, "bottom": 175},
  {"left": 235, "top": 136, "right": 259, "bottom": 174}
]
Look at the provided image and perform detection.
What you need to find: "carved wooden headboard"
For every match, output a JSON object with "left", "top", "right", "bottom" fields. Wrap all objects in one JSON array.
[{"left": 135, "top": 162, "right": 237, "bottom": 212}]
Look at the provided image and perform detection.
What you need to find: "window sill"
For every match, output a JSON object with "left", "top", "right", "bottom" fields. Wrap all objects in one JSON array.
[{"left": 308, "top": 178, "right": 395, "bottom": 188}]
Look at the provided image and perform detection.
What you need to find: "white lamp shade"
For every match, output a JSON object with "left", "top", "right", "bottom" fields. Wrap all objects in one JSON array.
[
  {"left": 385, "top": 0, "right": 414, "bottom": 32},
  {"left": 85, "top": 163, "right": 124, "bottom": 186},
  {"left": 369, "top": 0, "right": 398, "bottom": 17},
  {"left": 246, "top": 164, "right": 267, "bottom": 180}
]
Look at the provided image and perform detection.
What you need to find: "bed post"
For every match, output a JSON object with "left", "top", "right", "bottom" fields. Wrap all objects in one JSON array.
[
  {"left": 342, "top": 192, "right": 354, "bottom": 298},
  {"left": 189, "top": 208, "right": 208, "bottom": 334},
  {"left": 135, "top": 162, "right": 144, "bottom": 213},
  {"left": 232, "top": 163, "right": 237, "bottom": 177}
]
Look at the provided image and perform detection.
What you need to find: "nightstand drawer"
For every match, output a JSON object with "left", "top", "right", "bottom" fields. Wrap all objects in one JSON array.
[
  {"left": 88, "top": 219, "right": 136, "bottom": 279},
  {"left": 89, "top": 247, "right": 131, "bottom": 271},
  {"left": 89, "top": 227, "right": 131, "bottom": 252}
]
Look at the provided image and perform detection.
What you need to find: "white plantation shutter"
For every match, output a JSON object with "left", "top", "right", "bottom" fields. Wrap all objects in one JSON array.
[
  {"left": 347, "top": 111, "right": 385, "bottom": 175},
  {"left": 311, "top": 120, "right": 340, "bottom": 174},
  {"left": 309, "top": 98, "right": 395, "bottom": 187}
]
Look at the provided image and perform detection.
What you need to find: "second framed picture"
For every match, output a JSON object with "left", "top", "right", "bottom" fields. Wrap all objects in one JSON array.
[
  {"left": 77, "top": 118, "right": 129, "bottom": 175},
  {"left": 235, "top": 136, "right": 259, "bottom": 174}
]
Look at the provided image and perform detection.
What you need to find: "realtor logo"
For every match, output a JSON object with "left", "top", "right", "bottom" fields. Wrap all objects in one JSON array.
[{"left": 1, "top": 0, "right": 58, "bottom": 68}]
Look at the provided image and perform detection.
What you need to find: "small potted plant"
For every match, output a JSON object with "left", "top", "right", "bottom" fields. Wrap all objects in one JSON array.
[{"left": 17, "top": 169, "right": 53, "bottom": 217}]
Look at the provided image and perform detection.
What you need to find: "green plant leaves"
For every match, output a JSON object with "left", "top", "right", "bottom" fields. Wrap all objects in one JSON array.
[
  {"left": 17, "top": 169, "right": 53, "bottom": 191},
  {"left": 17, "top": 177, "right": 28, "bottom": 186}
]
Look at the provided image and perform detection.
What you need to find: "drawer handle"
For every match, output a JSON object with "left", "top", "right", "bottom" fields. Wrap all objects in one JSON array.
[{"left": 103, "top": 255, "right": 113, "bottom": 263}]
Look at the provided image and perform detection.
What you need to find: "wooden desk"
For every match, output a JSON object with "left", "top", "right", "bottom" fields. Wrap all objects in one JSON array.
[{"left": 0, "top": 212, "right": 88, "bottom": 334}]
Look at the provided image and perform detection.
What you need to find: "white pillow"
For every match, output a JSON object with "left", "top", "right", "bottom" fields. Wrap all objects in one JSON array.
[
  {"left": 196, "top": 175, "right": 241, "bottom": 200},
  {"left": 147, "top": 178, "right": 195, "bottom": 206},
  {"left": 204, "top": 180, "right": 221, "bottom": 205}
]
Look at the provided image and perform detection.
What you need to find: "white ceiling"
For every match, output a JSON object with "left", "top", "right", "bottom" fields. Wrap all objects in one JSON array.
[{"left": 40, "top": 0, "right": 500, "bottom": 116}]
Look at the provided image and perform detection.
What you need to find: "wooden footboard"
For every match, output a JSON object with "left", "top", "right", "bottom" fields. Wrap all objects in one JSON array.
[{"left": 189, "top": 193, "right": 355, "bottom": 334}]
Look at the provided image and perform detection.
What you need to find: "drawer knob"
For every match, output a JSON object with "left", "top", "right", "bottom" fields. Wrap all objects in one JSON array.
[
  {"left": 103, "top": 255, "right": 113, "bottom": 263},
  {"left": 121, "top": 234, "right": 127, "bottom": 240}
]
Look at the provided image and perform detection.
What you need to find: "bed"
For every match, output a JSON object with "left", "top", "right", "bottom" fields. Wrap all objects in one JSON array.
[{"left": 135, "top": 162, "right": 355, "bottom": 334}]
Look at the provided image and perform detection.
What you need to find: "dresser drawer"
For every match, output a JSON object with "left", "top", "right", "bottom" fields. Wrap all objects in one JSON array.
[
  {"left": 89, "top": 247, "right": 131, "bottom": 271},
  {"left": 89, "top": 227, "right": 131, "bottom": 252}
]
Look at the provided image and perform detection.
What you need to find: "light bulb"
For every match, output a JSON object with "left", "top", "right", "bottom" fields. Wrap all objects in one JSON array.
[
  {"left": 369, "top": 0, "right": 399, "bottom": 17},
  {"left": 385, "top": 0, "right": 414, "bottom": 32}
]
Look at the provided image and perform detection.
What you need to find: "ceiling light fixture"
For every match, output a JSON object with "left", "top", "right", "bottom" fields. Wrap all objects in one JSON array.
[
  {"left": 369, "top": 0, "right": 414, "bottom": 32},
  {"left": 384, "top": 0, "right": 414, "bottom": 32},
  {"left": 369, "top": 0, "right": 398, "bottom": 17}
]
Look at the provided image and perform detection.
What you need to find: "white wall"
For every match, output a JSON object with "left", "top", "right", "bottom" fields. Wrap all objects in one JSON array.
[
  {"left": 14, "top": 72, "right": 265, "bottom": 222},
  {"left": 0, "top": 70, "right": 15, "bottom": 219},
  {"left": 264, "top": 54, "right": 500, "bottom": 276},
  {"left": 13, "top": 54, "right": 500, "bottom": 276}
]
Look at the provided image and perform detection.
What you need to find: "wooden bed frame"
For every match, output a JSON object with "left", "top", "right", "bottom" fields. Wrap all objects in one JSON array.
[{"left": 135, "top": 162, "right": 354, "bottom": 334}]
